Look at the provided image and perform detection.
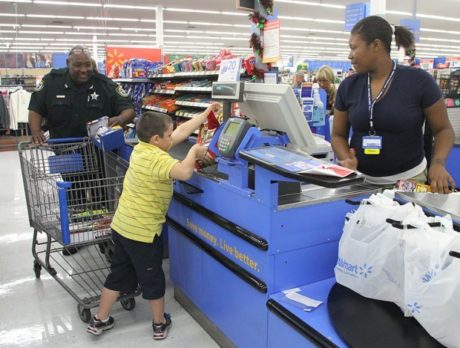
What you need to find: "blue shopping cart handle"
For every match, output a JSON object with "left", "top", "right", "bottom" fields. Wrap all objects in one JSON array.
[{"left": 46, "top": 137, "right": 87, "bottom": 144}]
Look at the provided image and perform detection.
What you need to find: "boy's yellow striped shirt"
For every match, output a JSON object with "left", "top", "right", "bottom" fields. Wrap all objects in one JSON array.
[{"left": 111, "top": 141, "right": 178, "bottom": 243}]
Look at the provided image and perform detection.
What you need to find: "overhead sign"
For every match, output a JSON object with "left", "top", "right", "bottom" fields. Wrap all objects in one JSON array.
[
  {"left": 218, "top": 57, "right": 242, "bottom": 82},
  {"left": 400, "top": 18, "right": 421, "bottom": 43},
  {"left": 263, "top": 19, "right": 281, "bottom": 64},
  {"left": 344, "top": 3, "right": 369, "bottom": 32}
]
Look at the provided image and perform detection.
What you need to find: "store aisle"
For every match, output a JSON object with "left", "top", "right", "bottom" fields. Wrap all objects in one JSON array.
[{"left": 0, "top": 151, "right": 218, "bottom": 348}]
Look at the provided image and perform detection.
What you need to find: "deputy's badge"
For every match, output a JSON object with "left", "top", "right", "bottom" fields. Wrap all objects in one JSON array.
[
  {"left": 34, "top": 80, "right": 45, "bottom": 92},
  {"left": 116, "top": 84, "right": 129, "bottom": 98}
]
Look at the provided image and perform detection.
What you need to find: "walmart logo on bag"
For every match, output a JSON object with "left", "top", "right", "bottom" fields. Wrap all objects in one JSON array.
[
  {"left": 359, "top": 264, "right": 373, "bottom": 278},
  {"left": 407, "top": 302, "right": 422, "bottom": 314},
  {"left": 337, "top": 258, "right": 373, "bottom": 278},
  {"left": 422, "top": 264, "right": 439, "bottom": 283}
]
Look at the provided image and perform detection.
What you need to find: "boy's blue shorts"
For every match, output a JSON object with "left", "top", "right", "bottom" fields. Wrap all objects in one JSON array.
[{"left": 104, "top": 229, "right": 165, "bottom": 300}]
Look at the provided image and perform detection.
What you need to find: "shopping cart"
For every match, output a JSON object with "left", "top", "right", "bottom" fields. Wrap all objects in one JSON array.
[{"left": 18, "top": 137, "right": 138, "bottom": 322}]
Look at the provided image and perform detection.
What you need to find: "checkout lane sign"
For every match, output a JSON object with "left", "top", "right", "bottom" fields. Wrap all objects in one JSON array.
[
  {"left": 344, "top": 2, "right": 369, "bottom": 32},
  {"left": 218, "top": 57, "right": 242, "bottom": 82}
]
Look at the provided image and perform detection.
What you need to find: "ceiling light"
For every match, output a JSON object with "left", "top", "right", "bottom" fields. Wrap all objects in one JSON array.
[
  {"left": 278, "top": 15, "right": 344, "bottom": 24},
  {"left": 20, "top": 30, "right": 65, "bottom": 34},
  {"left": 104, "top": 4, "right": 157, "bottom": 10},
  {"left": 22, "top": 24, "right": 72, "bottom": 28},
  {"left": 0, "top": 13, "right": 25, "bottom": 17},
  {"left": 108, "top": 33, "right": 149, "bottom": 37},
  {"left": 33, "top": 0, "right": 101, "bottom": 6},
  {"left": 165, "top": 8, "right": 221, "bottom": 15},
  {"left": 140, "top": 19, "right": 155, "bottom": 23},
  {"left": 86, "top": 17, "right": 140, "bottom": 22},
  {"left": 275, "top": 0, "right": 344, "bottom": 9},
  {"left": 422, "top": 28, "right": 460, "bottom": 35},
  {"left": 27, "top": 14, "right": 84, "bottom": 19}
]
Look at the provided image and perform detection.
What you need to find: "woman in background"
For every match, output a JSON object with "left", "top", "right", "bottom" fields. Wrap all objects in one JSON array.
[{"left": 315, "top": 65, "right": 336, "bottom": 114}]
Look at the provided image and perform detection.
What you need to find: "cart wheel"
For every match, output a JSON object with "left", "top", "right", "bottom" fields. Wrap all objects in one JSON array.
[
  {"left": 78, "top": 304, "right": 92, "bottom": 323},
  {"left": 120, "top": 298, "right": 136, "bottom": 311},
  {"left": 33, "top": 261, "right": 41, "bottom": 279}
]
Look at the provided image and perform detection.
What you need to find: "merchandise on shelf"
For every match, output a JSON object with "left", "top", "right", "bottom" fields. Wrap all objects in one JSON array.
[
  {"left": 142, "top": 95, "right": 178, "bottom": 114},
  {"left": 120, "top": 59, "right": 162, "bottom": 79},
  {"left": 121, "top": 82, "right": 154, "bottom": 115}
]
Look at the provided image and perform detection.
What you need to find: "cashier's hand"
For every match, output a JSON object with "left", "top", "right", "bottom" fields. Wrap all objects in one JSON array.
[
  {"left": 338, "top": 148, "right": 358, "bottom": 171},
  {"left": 428, "top": 161, "right": 455, "bottom": 194}
]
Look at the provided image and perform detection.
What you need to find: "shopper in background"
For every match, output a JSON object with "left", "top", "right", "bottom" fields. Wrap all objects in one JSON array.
[
  {"left": 292, "top": 70, "right": 306, "bottom": 89},
  {"left": 87, "top": 103, "right": 220, "bottom": 340},
  {"left": 315, "top": 65, "right": 336, "bottom": 114},
  {"left": 332, "top": 16, "right": 455, "bottom": 193},
  {"left": 28, "top": 45, "right": 135, "bottom": 144}
]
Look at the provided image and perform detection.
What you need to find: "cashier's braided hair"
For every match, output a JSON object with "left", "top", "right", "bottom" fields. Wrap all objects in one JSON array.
[{"left": 351, "top": 16, "right": 415, "bottom": 54}]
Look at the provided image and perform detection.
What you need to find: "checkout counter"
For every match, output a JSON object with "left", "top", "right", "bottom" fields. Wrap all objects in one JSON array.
[
  {"left": 103, "top": 81, "right": 460, "bottom": 347},
  {"left": 165, "top": 82, "right": 377, "bottom": 347}
]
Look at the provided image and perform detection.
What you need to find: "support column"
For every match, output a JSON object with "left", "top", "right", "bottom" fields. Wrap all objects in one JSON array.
[
  {"left": 156, "top": 5, "right": 164, "bottom": 48},
  {"left": 369, "top": 0, "right": 386, "bottom": 17}
]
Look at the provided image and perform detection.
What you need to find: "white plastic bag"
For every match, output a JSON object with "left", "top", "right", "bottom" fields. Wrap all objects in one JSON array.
[
  {"left": 335, "top": 192, "right": 426, "bottom": 307},
  {"left": 403, "top": 221, "right": 460, "bottom": 348}
]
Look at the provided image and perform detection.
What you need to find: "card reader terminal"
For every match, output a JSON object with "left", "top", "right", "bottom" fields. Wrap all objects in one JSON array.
[{"left": 217, "top": 118, "right": 252, "bottom": 158}]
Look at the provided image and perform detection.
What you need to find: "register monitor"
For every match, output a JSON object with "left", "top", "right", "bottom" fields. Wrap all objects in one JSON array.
[{"left": 239, "top": 83, "right": 330, "bottom": 155}]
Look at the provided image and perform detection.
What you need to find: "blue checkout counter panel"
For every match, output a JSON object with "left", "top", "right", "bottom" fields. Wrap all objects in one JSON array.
[{"left": 267, "top": 278, "right": 346, "bottom": 348}]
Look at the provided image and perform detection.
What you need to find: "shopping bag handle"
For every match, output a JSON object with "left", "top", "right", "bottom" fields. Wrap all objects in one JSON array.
[
  {"left": 345, "top": 199, "right": 371, "bottom": 206},
  {"left": 386, "top": 218, "right": 442, "bottom": 230},
  {"left": 449, "top": 251, "right": 460, "bottom": 259}
]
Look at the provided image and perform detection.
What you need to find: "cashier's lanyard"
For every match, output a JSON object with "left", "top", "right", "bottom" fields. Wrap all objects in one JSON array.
[{"left": 364, "top": 61, "right": 397, "bottom": 155}]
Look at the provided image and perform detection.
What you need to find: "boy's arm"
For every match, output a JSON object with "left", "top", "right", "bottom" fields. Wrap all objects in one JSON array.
[
  {"left": 170, "top": 102, "right": 220, "bottom": 148},
  {"left": 170, "top": 144, "right": 208, "bottom": 181}
]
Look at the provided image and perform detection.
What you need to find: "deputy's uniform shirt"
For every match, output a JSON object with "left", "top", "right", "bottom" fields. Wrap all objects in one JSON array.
[
  {"left": 28, "top": 68, "right": 133, "bottom": 138},
  {"left": 111, "top": 141, "right": 179, "bottom": 243}
]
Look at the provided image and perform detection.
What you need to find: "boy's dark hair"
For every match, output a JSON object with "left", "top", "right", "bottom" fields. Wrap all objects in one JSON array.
[
  {"left": 136, "top": 111, "right": 173, "bottom": 143},
  {"left": 351, "top": 15, "right": 414, "bottom": 54}
]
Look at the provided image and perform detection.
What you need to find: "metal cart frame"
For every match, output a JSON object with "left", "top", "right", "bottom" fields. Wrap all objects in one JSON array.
[{"left": 18, "top": 138, "right": 138, "bottom": 322}]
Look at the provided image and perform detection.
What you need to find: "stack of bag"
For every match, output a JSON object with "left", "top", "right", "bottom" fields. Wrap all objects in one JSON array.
[{"left": 335, "top": 191, "right": 460, "bottom": 348}]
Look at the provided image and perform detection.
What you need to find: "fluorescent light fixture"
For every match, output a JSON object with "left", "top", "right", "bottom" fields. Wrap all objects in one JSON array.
[
  {"left": 0, "top": 0, "right": 31, "bottom": 2},
  {"left": 104, "top": 4, "right": 157, "bottom": 10},
  {"left": 0, "top": 13, "right": 25, "bottom": 17},
  {"left": 221, "top": 11, "right": 247, "bottom": 16},
  {"left": 0, "top": 30, "right": 17, "bottom": 33},
  {"left": 33, "top": 0, "right": 101, "bottom": 6},
  {"left": 283, "top": 26, "right": 348, "bottom": 35},
  {"left": 275, "top": 0, "right": 345, "bottom": 9},
  {"left": 278, "top": 15, "right": 344, "bottom": 24},
  {"left": 163, "top": 20, "right": 188, "bottom": 25},
  {"left": 140, "top": 19, "right": 156, "bottom": 23},
  {"left": 122, "top": 28, "right": 155, "bottom": 32},
  {"left": 22, "top": 24, "right": 72, "bottom": 28},
  {"left": 417, "top": 14, "right": 460, "bottom": 23},
  {"left": 0, "top": 24, "right": 20, "bottom": 27},
  {"left": 386, "top": 10, "right": 412, "bottom": 16},
  {"left": 56, "top": 38, "right": 92, "bottom": 42},
  {"left": 108, "top": 33, "right": 149, "bottom": 37},
  {"left": 86, "top": 17, "right": 140, "bottom": 22},
  {"left": 422, "top": 28, "right": 460, "bottom": 35},
  {"left": 165, "top": 8, "right": 221, "bottom": 14},
  {"left": 20, "top": 30, "right": 65, "bottom": 34},
  {"left": 27, "top": 14, "right": 84, "bottom": 19},
  {"left": 74, "top": 26, "right": 120, "bottom": 30}
]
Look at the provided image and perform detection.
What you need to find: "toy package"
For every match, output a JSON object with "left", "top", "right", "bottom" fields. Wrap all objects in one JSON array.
[
  {"left": 395, "top": 179, "right": 432, "bottom": 193},
  {"left": 196, "top": 109, "right": 223, "bottom": 169}
]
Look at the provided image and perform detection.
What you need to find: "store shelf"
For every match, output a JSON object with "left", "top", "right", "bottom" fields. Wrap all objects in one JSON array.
[
  {"left": 175, "top": 86, "right": 212, "bottom": 92},
  {"left": 175, "top": 111, "right": 200, "bottom": 119},
  {"left": 150, "top": 73, "right": 175, "bottom": 78},
  {"left": 174, "top": 70, "right": 219, "bottom": 77},
  {"left": 114, "top": 78, "right": 151, "bottom": 83},
  {"left": 152, "top": 89, "right": 176, "bottom": 95},
  {"left": 175, "top": 101, "right": 211, "bottom": 108},
  {"left": 142, "top": 105, "right": 169, "bottom": 114}
]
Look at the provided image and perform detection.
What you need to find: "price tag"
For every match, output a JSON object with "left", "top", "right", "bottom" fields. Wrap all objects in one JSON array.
[{"left": 218, "top": 57, "right": 242, "bottom": 82}]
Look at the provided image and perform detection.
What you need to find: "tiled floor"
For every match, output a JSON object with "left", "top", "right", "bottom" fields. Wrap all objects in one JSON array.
[{"left": 0, "top": 150, "right": 218, "bottom": 348}]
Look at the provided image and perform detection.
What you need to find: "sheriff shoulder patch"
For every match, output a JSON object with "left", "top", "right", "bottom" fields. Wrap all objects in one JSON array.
[
  {"left": 35, "top": 80, "right": 45, "bottom": 92},
  {"left": 116, "top": 84, "right": 129, "bottom": 97}
]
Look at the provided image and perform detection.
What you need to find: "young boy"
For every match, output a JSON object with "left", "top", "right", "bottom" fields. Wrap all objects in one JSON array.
[{"left": 87, "top": 102, "right": 220, "bottom": 340}]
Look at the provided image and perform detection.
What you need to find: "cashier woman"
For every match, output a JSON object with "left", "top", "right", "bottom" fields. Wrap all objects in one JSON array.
[{"left": 332, "top": 16, "right": 456, "bottom": 194}]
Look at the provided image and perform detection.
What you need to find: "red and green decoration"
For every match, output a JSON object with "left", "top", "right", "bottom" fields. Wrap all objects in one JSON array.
[
  {"left": 249, "top": 11, "right": 267, "bottom": 29},
  {"left": 250, "top": 33, "right": 263, "bottom": 58},
  {"left": 259, "top": 0, "right": 274, "bottom": 15}
]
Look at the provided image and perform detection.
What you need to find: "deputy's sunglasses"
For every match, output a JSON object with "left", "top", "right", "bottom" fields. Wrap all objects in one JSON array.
[{"left": 68, "top": 47, "right": 91, "bottom": 56}]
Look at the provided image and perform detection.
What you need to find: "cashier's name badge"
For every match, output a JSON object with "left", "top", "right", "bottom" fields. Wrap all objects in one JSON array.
[{"left": 362, "top": 136, "right": 382, "bottom": 155}]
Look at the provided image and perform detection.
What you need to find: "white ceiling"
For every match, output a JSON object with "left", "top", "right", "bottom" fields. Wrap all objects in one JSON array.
[{"left": 1, "top": 0, "right": 460, "bottom": 62}]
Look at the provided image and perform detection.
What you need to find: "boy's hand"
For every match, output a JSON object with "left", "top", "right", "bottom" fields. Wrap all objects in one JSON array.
[
  {"left": 192, "top": 144, "right": 209, "bottom": 161},
  {"left": 207, "top": 102, "right": 221, "bottom": 113}
]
